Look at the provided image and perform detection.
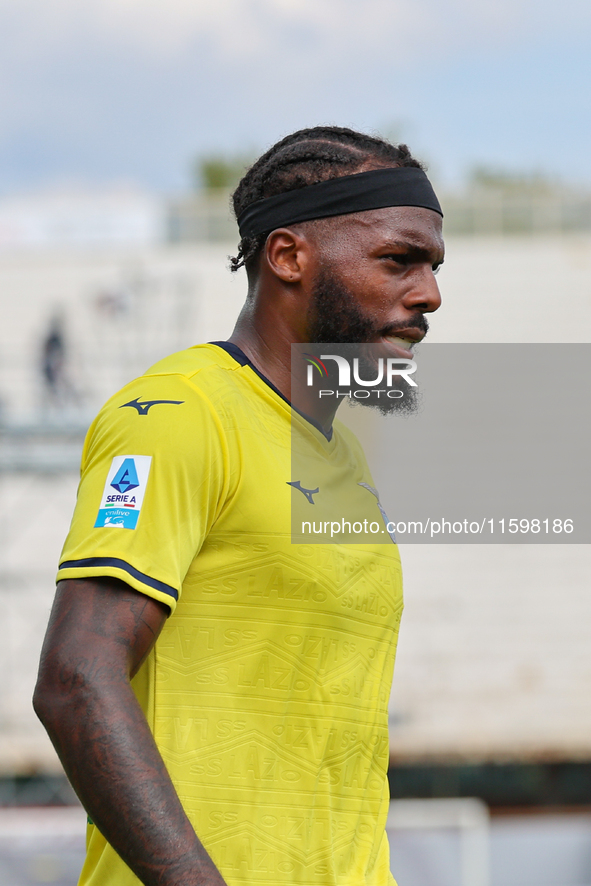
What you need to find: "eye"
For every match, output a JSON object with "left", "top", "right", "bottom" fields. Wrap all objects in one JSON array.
[
  {"left": 432, "top": 263, "right": 442, "bottom": 276},
  {"left": 384, "top": 253, "right": 409, "bottom": 266}
]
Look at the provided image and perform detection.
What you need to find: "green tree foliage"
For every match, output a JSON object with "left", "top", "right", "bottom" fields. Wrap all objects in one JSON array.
[
  {"left": 194, "top": 154, "right": 253, "bottom": 192},
  {"left": 469, "top": 166, "right": 559, "bottom": 195}
]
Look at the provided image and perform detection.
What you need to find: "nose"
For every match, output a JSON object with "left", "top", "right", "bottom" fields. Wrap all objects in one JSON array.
[{"left": 404, "top": 266, "right": 442, "bottom": 314}]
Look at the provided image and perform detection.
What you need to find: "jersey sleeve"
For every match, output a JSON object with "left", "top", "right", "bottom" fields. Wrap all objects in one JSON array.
[{"left": 57, "top": 372, "right": 229, "bottom": 613}]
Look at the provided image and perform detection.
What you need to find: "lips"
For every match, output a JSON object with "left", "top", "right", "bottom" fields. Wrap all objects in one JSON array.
[
  {"left": 384, "top": 335, "right": 416, "bottom": 351},
  {"left": 381, "top": 331, "right": 424, "bottom": 359}
]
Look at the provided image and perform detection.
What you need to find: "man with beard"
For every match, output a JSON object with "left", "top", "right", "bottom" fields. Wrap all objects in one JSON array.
[{"left": 34, "top": 126, "right": 444, "bottom": 886}]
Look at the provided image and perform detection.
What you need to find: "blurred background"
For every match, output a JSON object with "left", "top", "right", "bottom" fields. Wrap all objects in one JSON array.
[{"left": 0, "top": 1, "right": 590, "bottom": 884}]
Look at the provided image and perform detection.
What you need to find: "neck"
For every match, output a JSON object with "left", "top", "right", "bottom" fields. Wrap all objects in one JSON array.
[{"left": 228, "top": 296, "right": 340, "bottom": 432}]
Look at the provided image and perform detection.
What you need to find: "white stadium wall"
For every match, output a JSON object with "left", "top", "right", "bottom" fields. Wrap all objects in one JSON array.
[{"left": 0, "top": 236, "right": 589, "bottom": 773}]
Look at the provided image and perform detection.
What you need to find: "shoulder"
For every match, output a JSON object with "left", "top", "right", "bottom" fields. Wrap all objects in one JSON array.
[
  {"left": 145, "top": 342, "right": 238, "bottom": 380},
  {"left": 97, "top": 343, "right": 243, "bottom": 421},
  {"left": 81, "top": 344, "right": 240, "bottom": 468}
]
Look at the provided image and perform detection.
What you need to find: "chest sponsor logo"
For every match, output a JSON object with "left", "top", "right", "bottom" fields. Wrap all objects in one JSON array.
[
  {"left": 358, "top": 482, "right": 396, "bottom": 542},
  {"left": 95, "top": 455, "right": 152, "bottom": 530}
]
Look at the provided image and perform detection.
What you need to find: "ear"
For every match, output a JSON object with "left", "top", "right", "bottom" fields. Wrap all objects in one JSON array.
[{"left": 264, "top": 228, "right": 310, "bottom": 283}]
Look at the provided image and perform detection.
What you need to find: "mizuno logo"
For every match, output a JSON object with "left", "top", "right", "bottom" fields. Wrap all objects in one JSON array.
[
  {"left": 287, "top": 480, "right": 319, "bottom": 504},
  {"left": 120, "top": 398, "right": 184, "bottom": 416}
]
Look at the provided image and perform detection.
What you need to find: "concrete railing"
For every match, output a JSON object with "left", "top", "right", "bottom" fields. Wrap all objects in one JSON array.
[{"left": 165, "top": 188, "right": 591, "bottom": 242}]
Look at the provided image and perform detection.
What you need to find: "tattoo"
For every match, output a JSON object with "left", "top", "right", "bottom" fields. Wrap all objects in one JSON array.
[{"left": 34, "top": 578, "right": 227, "bottom": 886}]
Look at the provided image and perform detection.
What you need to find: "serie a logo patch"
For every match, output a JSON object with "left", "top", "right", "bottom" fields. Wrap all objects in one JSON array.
[{"left": 95, "top": 455, "right": 152, "bottom": 530}]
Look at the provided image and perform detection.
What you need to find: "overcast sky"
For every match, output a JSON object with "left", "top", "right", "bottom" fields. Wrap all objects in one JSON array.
[{"left": 1, "top": 0, "right": 590, "bottom": 194}]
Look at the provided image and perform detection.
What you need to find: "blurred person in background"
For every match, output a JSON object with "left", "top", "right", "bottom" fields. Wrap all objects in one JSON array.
[
  {"left": 40, "top": 311, "right": 80, "bottom": 415},
  {"left": 41, "top": 315, "right": 66, "bottom": 399},
  {"left": 33, "top": 126, "right": 444, "bottom": 886}
]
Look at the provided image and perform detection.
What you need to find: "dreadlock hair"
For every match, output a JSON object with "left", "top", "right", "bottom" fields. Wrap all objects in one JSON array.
[{"left": 230, "top": 126, "right": 424, "bottom": 277}]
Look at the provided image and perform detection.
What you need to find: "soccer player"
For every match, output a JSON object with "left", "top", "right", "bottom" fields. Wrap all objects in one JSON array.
[{"left": 34, "top": 126, "right": 444, "bottom": 886}]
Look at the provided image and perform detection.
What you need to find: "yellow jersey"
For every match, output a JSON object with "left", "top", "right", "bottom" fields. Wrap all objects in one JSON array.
[{"left": 58, "top": 342, "right": 403, "bottom": 886}]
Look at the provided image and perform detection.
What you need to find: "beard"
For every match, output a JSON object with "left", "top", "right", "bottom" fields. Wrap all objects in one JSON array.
[{"left": 305, "top": 268, "right": 425, "bottom": 415}]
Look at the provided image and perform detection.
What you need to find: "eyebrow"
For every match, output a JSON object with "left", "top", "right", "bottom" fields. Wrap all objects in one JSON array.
[{"left": 379, "top": 237, "right": 444, "bottom": 263}]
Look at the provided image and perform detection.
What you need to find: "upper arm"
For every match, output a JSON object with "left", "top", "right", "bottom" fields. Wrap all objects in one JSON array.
[
  {"left": 36, "top": 578, "right": 169, "bottom": 695},
  {"left": 56, "top": 374, "right": 228, "bottom": 613}
]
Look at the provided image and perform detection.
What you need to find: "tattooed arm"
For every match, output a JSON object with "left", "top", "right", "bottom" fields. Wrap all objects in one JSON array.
[{"left": 33, "top": 578, "right": 228, "bottom": 886}]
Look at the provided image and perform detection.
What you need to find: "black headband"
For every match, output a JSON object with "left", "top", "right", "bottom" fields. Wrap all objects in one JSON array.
[{"left": 237, "top": 166, "right": 443, "bottom": 239}]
